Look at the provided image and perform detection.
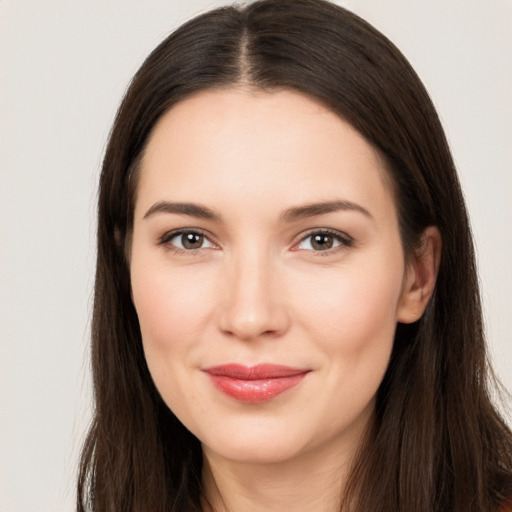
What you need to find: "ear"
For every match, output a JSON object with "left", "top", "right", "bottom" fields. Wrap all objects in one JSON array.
[{"left": 397, "top": 226, "right": 442, "bottom": 324}]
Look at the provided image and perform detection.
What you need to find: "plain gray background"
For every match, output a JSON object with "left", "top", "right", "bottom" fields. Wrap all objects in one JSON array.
[{"left": 1, "top": 1, "right": 511, "bottom": 510}]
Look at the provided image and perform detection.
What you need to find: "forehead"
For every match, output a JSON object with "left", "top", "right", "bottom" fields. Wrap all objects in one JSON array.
[{"left": 136, "top": 87, "right": 395, "bottom": 222}]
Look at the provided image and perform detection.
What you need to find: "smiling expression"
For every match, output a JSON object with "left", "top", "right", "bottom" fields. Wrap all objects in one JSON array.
[{"left": 129, "top": 88, "right": 418, "bottom": 465}]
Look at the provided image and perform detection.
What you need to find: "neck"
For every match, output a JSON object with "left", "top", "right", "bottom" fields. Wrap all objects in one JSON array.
[{"left": 200, "top": 431, "right": 364, "bottom": 512}]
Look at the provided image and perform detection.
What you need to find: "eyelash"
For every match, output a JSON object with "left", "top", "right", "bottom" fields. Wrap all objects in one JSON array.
[
  {"left": 293, "top": 229, "right": 354, "bottom": 255},
  {"left": 157, "top": 228, "right": 354, "bottom": 255},
  {"left": 158, "top": 229, "right": 216, "bottom": 254}
]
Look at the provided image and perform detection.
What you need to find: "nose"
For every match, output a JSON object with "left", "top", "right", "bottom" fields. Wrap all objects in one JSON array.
[{"left": 216, "top": 248, "right": 290, "bottom": 341}]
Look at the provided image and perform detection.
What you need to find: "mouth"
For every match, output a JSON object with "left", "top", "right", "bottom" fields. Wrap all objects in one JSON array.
[{"left": 202, "top": 364, "right": 311, "bottom": 403}]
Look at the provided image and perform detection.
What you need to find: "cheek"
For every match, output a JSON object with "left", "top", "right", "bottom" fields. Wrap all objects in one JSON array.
[
  {"left": 130, "top": 261, "right": 219, "bottom": 419},
  {"left": 130, "top": 258, "right": 216, "bottom": 360},
  {"left": 292, "top": 256, "right": 404, "bottom": 360},
  {"left": 290, "top": 259, "right": 403, "bottom": 430}
]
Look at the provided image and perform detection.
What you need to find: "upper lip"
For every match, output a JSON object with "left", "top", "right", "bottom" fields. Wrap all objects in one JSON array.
[{"left": 203, "top": 364, "right": 310, "bottom": 380}]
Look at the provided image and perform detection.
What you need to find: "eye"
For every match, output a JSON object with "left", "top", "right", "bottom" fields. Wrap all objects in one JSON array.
[
  {"left": 295, "top": 230, "right": 353, "bottom": 252},
  {"left": 160, "top": 230, "right": 216, "bottom": 251}
]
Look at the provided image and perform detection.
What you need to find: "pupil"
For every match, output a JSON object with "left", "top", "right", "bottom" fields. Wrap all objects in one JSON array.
[
  {"left": 312, "top": 234, "right": 333, "bottom": 250},
  {"left": 182, "top": 233, "right": 203, "bottom": 249}
]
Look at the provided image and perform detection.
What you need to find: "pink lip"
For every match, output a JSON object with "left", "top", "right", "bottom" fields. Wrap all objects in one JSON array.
[{"left": 203, "top": 364, "right": 310, "bottom": 403}]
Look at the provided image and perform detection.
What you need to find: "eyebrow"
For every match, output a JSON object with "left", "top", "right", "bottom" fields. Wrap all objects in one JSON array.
[
  {"left": 280, "top": 200, "right": 373, "bottom": 222},
  {"left": 143, "top": 201, "right": 222, "bottom": 221}
]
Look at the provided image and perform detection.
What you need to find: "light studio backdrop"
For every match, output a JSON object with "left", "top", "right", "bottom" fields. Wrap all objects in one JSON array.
[{"left": 1, "top": 1, "right": 510, "bottom": 511}]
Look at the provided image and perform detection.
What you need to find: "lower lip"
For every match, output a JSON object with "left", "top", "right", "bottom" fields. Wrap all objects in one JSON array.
[{"left": 206, "top": 373, "right": 308, "bottom": 403}]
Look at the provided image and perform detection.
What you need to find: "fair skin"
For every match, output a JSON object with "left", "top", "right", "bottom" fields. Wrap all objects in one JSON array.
[{"left": 130, "top": 88, "right": 440, "bottom": 512}]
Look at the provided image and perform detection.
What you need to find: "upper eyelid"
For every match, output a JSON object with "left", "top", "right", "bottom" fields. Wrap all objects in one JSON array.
[
  {"left": 291, "top": 228, "right": 354, "bottom": 252},
  {"left": 161, "top": 227, "right": 210, "bottom": 237},
  {"left": 159, "top": 227, "right": 215, "bottom": 244},
  {"left": 294, "top": 228, "right": 352, "bottom": 243}
]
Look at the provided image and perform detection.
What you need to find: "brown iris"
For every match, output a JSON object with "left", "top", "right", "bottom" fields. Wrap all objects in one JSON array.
[
  {"left": 181, "top": 232, "right": 204, "bottom": 249},
  {"left": 311, "top": 233, "right": 335, "bottom": 251}
]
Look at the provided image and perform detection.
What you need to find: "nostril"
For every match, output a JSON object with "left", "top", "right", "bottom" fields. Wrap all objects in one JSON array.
[{"left": 217, "top": 306, "right": 290, "bottom": 341}]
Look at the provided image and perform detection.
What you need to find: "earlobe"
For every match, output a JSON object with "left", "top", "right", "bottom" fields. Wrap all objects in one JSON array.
[{"left": 397, "top": 226, "right": 442, "bottom": 324}]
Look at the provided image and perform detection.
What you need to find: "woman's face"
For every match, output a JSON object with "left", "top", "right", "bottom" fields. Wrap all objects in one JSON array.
[{"left": 130, "top": 88, "right": 418, "bottom": 465}]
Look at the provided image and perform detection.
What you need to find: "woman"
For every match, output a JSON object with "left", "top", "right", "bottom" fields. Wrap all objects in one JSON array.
[{"left": 77, "top": 0, "right": 512, "bottom": 510}]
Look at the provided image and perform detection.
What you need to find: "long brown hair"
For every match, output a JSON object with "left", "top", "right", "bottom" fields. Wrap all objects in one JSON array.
[{"left": 78, "top": 1, "right": 512, "bottom": 510}]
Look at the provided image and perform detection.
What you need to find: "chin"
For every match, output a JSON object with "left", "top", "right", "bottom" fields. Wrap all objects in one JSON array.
[
  {"left": 205, "top": 436, "right": 306, "bottom": 465},
  {"left": 196, "top": 416, "right": 312, "bottom": 464}
]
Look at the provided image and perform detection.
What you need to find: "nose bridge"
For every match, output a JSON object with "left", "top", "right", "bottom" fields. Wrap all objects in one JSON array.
[{"left": 218, "top": 242, "right": 288, "bottom": 340}]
